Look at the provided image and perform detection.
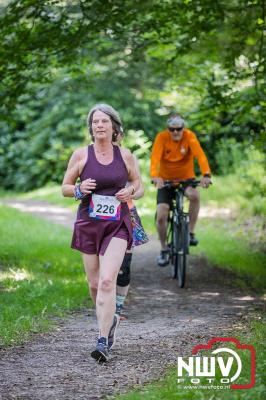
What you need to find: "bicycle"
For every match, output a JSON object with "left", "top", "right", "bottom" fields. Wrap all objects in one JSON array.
[{"left": 164, "top": 179, "right": 201, "bottom": 288}]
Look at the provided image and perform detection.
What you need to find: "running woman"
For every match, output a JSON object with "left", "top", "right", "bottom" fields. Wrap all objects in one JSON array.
[{"left": 62, "top": 104, "right": 139, "bottom": 362}]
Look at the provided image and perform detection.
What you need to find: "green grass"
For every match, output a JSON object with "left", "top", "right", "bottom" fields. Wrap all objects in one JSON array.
[
  {"left": 200, "top": 174, "right": 266, "bottom": 217},
  {"left": 113, "top": 319, "right": 265, "bottom": 400},
  {"left": 191, "top": 218, "right": 266, "bottom": 291},
  {"left": 0, "top": 205, "right": 91, "bottom": 346},
  {"left": 22, "top": 184, "right": 75, "bottom": 209},
  {"left": 199, "top": 175, "right": 246, "bottom": 210}
]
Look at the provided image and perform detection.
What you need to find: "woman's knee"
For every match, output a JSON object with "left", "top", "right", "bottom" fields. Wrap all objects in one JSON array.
[{"left": 98, "top": 276, "right": 115, "bottom": 292}]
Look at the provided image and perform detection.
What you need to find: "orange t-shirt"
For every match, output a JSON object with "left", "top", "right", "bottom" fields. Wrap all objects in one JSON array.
[{"left": 150, "top": 129, "right": 211, "bottom": 180}]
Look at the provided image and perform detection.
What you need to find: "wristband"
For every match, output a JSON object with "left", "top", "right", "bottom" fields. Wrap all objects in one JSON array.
[
  {"left": 204, "top": 174, "right": 211, "bottom": 178},
  {"left": 74, "top": 183, "right": 85, "bottom": 200}
]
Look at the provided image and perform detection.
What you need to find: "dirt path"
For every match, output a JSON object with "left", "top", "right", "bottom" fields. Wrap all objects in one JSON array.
[{"left": 0, "top": 200, "right": 264, "bottom": 400}]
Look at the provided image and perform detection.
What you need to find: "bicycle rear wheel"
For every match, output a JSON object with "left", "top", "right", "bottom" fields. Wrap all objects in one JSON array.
[{"left": 177, "top": 217, "right": 189, "bottom": 288}]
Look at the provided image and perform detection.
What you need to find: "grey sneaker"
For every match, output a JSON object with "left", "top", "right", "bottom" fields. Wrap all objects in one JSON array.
[
  {"left": 157, "top": 250, "right": 169, "bottom": 267},
  {"left": 91, "top": 337, "right": 109, "bottom": 362},
  {"left": 108, "top": 314, "right": 120, "bottom": 350},
  {"left": 189, "top": 232, "right": 199, "bottom": 246}
]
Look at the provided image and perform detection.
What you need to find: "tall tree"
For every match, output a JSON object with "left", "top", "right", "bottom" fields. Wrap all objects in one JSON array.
[{"left": 1, "top": 0, "right": 264, "bottom": 114}]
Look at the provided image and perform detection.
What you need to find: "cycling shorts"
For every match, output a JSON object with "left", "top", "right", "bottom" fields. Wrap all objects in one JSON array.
[
  {"left": 156, "top": 186, "right": 176, "bottom": 208},
  {"left": 156, "top": 179, "right": 196, "bottom": 208}
]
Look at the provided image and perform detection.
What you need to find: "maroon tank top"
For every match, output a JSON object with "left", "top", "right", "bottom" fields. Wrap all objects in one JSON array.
[{"left": 78, "top": 144, "right": 129, "bottom": 218}]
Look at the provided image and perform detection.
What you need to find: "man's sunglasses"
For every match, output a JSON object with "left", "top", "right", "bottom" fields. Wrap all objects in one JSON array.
[{"left": 168, "top": 126, "right": 184, "bottom": 132}]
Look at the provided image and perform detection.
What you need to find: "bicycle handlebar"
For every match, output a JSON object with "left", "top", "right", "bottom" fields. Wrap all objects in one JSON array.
[
  {"left": 164, "top": 179, "right": 201, "bottom": 187},
  {"left": 151, "top": 178, "right": 202, "bottom": 189}
]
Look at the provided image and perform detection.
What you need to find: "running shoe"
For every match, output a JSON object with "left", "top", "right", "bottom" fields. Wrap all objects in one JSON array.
[
  {"left": 108, "top": 314, "right": 120, "bottom": 350},
  {"left": 91, "top": 337, "right": 109, "bottom": 362},
  {"left": 189, "top": 232, "right": 199, "bottom": 246},
  {"left": 157, "top": 250, "right": 169, "bottom": 267}
]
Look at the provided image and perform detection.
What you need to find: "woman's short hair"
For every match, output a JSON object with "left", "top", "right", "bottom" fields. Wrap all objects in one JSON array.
[{"left": 87, "top": 103, "right": 123, "bottom": 142}]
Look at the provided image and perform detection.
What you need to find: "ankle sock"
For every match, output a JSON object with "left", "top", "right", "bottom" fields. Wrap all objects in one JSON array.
[{"left": 116, "top": 294, "right": 126, "bottom": 308}]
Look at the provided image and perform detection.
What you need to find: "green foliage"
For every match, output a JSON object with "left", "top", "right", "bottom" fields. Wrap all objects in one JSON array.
[
  {"left": 212, "top": 141, "right": 266, "bottom": 216},
  {"left": 187, "top": 81, "right": 265, "bottom": 174},
  {"left": 239, "top": 146, "right": 266, "bottom": 197},
  {"left": 238, "top": 146, "right": 266, "bottom": 216},
  {"left": 0, "top": 0, "right": 265, "bottom": 192},
  {"left": 215, "top": 138, "right": 247, "bottom": 175},
  {"left": 122, "top": 129, "right": 152, "bottom": 160},
  {"left": 0, "top": 68, "right": 161, "bottom": 190},
  {"left": 4, "top": 0, "right": 263, "bottom": 109}
]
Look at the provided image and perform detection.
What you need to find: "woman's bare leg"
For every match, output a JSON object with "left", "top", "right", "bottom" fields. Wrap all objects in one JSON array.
[
  {"left": 82, "top": 253, "right": 99, "bottom": 304},
  {"left": 97, "top": 237, "right": 127, "bottom": 337}
]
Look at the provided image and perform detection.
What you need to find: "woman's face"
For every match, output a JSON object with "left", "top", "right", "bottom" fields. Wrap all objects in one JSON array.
[{"left": 92, "top": 110, "right": 113, "bottom": 141}]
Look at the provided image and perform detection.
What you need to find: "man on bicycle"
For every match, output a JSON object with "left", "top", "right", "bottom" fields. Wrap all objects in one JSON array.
[{"left": 150, "top": 114, "right": 211, "bottom": 267}]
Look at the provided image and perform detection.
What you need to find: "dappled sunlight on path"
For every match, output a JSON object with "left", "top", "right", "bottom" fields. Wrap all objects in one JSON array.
[
  {"left": 199, "top": 206, "right": 232, "bottom": 218},
  {"left": 0, "top": 199, "right": 75, "bottom": 228}
]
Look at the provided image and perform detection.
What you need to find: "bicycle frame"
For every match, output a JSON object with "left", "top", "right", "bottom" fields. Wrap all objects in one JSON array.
[
  {"left": 165, "top": 179, "right": 200, "bottom": 287},
  {"left": 167, "top": 186, "right": 190, "bottom": 262}
]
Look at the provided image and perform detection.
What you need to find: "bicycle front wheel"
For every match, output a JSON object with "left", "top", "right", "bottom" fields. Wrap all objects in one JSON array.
[
  {"left": 171, "top": 221, "right": 178, "bottom": 279},
  {"left": 177, "top": 218, "right": 189, "bottom": 288}
]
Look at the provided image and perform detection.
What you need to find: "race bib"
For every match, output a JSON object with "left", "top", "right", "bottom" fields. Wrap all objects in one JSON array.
[{"left": 88, "top": 194, "right": 121, "bottom": 221}]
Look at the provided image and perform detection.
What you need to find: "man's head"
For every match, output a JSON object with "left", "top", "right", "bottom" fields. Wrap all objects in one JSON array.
[{"left": 167, "top": 114, "right": 185, "bottom": 141}]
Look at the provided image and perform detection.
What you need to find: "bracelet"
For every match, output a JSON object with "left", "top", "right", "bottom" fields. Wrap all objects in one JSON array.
[
  {"left": 74, "top": 183, "right": 85, "bottom": 200},
  {"left": 130, "top": 185, "right": 136, "bottom": 195}
]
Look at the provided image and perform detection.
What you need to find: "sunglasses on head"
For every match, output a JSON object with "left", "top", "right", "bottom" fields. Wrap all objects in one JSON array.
[{"left": 168, "top": 126, "right": 184, "bottom": 132}]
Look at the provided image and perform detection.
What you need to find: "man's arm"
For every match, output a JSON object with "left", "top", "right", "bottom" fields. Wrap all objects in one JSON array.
[
  {"left": 189, "top": 134, "right": 211, "bottom": 175},
  {"left": 189, "top": 133, "right": 212, "bottom": 187},
  {"left": 150, "top": 133, "right": 165, "bottom": 188},
  {"left": 150, "top": 133, "right": 164, "bottom": 178}
]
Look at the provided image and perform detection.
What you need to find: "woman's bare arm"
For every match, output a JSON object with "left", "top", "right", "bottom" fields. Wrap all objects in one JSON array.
[
  {"left": 131, "top": 154, "right": 144, "bottom": 200},
  {"left": 61, "top": 149, "right": 84, "bottom": 197},
  {"left": 121, "top": 148, "right": 140, "bottom": 192},
  {"left": 115, "top": 148, "right": 140, "bottom": 202}
]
